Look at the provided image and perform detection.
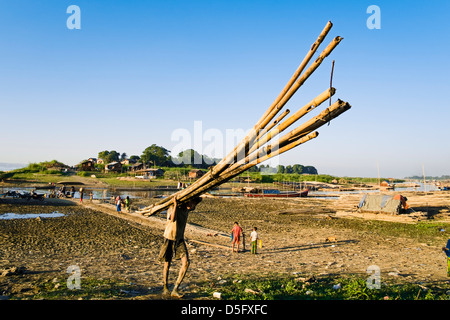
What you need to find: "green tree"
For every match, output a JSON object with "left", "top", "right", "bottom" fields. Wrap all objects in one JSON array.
[
  {"left": 129, "top": 155, "right": 140, "bottom": 162},
  {"left": 141, "top": 144, "right": 170, "bottom": 167},
  {"left": 98, "top": 150, "right": 120, "bottom": 164},
  {"left": 292, "top": 164, "right": 304, "bottom": 174},
  {"left": 176, "top": 149, "right": 204, "bottom": 168},
  {"left": 98, "top": 150, "right": 110, "bottom": 161},
  {"left": 303, "top": 166, "right": 318, "bottom": 175}
]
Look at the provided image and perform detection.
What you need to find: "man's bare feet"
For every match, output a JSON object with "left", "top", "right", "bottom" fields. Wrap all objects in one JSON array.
[
  {"left": 162, "top": 287, "right": 171, "bottom": 296},
  {"left": 171, "top": 289, "right": 184, "bottom": 298}
]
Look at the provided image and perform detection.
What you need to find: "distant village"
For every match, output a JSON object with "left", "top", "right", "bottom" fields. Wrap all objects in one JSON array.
[
  {"left": 0, "top": 144, "right": 319, "bottom": 183},
  {"left": 77, "top": 157, "right": 206, "bottom": 180}
]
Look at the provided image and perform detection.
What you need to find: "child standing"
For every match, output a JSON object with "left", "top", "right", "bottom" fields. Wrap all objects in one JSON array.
[
  {"left": 231, "top": 222, "right": 243, "bottom": 253},
  {"left": 125, "top": 196, "right": 130, "bottom": 212},
  {"left": 250, "top": 227, "right": 259, "bottom": 254},
  {"left": 116, "top": 196, "right": 122, "bottom": 213},
  {"left": 79, "top": 187, "right": 84, "bottom": 203},
  {"left": 442, "top": 238, "right": 450, "bottom": 277}
]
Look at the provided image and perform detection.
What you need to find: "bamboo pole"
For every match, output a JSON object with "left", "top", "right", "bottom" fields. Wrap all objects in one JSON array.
[
  {"left": 249, "top": 87, "right": 335, "bottom": 155},
  {"left": 225, "top": 99, "right": 348, "bottom": 175},
  {"left": 138, "top": 24, "right": 344, "bottom": 216},
  {"left": 249, "top": 36, "right": 342, "bottom": 140},
  {"left": 219, "top": 35, "right": 343, "bottom": 171},
  {"left": 146, "top": 25, "right": 338, "bottom": 212},
  {"left": 139, "top": 96, "right": 347, "bottom": 217},
  {"left": 255, "top": 109, "right": 290, "bottom": 142},
  {"left": 209, "top": 103, "right": 348, "bottom": 190},
  {"left": 210, "top": 35, "right": 342, "bottom": 171},
  {"left": 210, "top": 22, "right": 336, "bottom": 170},
  {"left": 280, "top": 99, "right": 351, "bottom": 144},
  {"left": 268, "top": 36, "right": 343, "bottom": 122},
  {"left": 198, "top": 100, "right": 351, "bottom": 201},
  {"left": 141, "top": 98, "right": 351, "bottom": 217},
  {"left": 139, "top": 132, "right": 319, "bottom": 216},
  {"left": 254, "top": 21, "right": 333, "bottom": 129}
]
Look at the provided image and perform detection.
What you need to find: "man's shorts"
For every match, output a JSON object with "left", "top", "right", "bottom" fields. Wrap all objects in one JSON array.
[{"left": 158, "top": 238, "right": 189, "bottom": 262}]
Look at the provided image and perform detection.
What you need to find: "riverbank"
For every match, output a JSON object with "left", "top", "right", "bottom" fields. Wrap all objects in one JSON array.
[{"left": 1, "top": 189, "right": 450, "bottom": 300}]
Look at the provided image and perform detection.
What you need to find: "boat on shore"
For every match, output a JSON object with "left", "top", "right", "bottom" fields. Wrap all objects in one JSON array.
[{"left": 244, "top": 189, "right": 309, "bottom": 198}]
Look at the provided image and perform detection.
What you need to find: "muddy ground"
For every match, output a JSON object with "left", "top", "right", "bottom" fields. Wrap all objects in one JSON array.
[{"left": 1, "top": 190, "right": 450, "bottom": 300}]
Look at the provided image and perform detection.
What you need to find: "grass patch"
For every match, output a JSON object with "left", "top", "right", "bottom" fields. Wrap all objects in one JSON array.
[
  {"left": 28, "top": 277, "right": 141, "bottom": 300},
  {"left": 5, "top": 172, "right": 68, "bottom": 183},
  {"left": 292, "top": 215, "right": 450, "bottom": 246},
  {"left": 97, "top": 177, "right": 177, "bottom": 187},
  {"left": 198, "top": 273, "right": 450, "bottom": 300}
]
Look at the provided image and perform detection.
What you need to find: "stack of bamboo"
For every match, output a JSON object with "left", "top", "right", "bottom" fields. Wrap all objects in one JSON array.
[{"left": 137, "top": 21, "right": 351, "bottom": 216}]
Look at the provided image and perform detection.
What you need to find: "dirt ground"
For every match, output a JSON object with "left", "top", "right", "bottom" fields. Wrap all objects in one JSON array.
[{"left": 1, "top": 190, "right": 450, "bottom": 299}]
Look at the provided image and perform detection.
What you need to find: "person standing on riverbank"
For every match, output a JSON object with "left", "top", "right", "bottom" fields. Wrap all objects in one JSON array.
[
  {"left": 79, "top": 187, "right": 84, "bottom": 203},
  {"left": 250, "top": 227, "right": 259, "bottom": 254},
  {"left": 115, "top": 196, "right": 122, "bottom": 213},
  {"left": 231, "top": 222, "right": 243, "bottom": 253},
  {"left": 442, "top": 238, "right": 450, "bottom": 276},
  {"left": 125, "top": 196, "right": 130, "bottom": 213},
  {"left": 159, "top": 196, "right": 202, "bottom": 298}
]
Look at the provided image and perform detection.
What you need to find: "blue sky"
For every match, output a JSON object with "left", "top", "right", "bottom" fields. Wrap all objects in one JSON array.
[{"left": 0, "top": 0, "right": 449, "bottom": 178}]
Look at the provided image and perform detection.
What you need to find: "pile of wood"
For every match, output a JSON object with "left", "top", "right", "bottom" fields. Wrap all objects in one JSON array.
[{"left": 137, "top": 21, "right": 351, "bottom": 216}]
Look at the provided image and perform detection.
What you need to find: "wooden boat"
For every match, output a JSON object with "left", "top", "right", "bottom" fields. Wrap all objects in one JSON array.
[{"left": 244, "top": 189, "right": 308, "bottom": 198}]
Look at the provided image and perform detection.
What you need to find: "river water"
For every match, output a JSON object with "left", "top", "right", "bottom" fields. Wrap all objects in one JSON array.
[
  {"left": 0, "top": 212, "right": 65, "bottom": 220},
  {"left": 0, "top": 182, "right": 439, "bottom": 202},
  {"left": 0, "top": 186, "right": 175, "bottom": 201}
]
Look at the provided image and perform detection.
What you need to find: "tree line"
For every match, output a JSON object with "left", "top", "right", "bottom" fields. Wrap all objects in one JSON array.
[
  {"left": 97, "top": 145, "right": 220, "bottom": 169},
  {"left": 96, "top": 144, "right": 317, "bottom": 174}
]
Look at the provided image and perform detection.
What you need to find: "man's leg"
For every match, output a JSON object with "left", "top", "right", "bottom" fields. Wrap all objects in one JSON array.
[
  {"left": 172, "top": 255, "right": 189, "bottom": 298},
  {"left": 447, "top": 257, "right": 450, "bottom": 277},
  {"left": 162, "top": 261, "right": 171, "bottom": 296}
]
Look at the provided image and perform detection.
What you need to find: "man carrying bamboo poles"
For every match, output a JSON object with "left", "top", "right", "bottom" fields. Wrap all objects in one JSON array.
[{"left": 158, "top": 196, "right": 202, "bottom": 298}]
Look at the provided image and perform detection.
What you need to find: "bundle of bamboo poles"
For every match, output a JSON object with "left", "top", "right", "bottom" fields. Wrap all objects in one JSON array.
[{"left": 137, "top": 21, "right": 351, "bottom": 216}]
